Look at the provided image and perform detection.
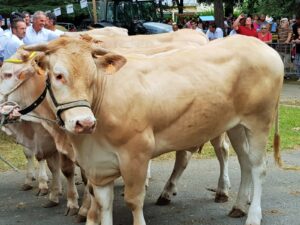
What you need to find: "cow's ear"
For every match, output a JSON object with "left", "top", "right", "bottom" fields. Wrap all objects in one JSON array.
[
  {"left": 95, "top": 53, "right": 127, "bottom": 74},
  {"left": 31, "top": 52, "right": 47, "bottom": 76}
]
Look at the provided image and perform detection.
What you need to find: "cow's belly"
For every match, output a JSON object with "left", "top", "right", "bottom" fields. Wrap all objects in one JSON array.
[
  {"left": 70, "top": 135, "right": 121, "bottom": 186},
  {"left": 152, "top": 101, "right": 238, "bottom": 156}
]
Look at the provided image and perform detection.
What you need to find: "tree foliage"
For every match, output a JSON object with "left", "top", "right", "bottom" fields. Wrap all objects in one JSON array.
[{"left": 241, "top": 0, "right": 300, "bottom": 17}]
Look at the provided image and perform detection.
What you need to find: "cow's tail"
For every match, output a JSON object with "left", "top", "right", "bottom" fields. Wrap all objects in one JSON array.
[
  {"left": 274, "top": 105, "right": 300, "bottom": 170},
  {"left": 273, "top": 107, "right": 282, "bottom": 167}
]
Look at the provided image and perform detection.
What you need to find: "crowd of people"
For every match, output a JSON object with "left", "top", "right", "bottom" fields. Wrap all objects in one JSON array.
[
  {"left": 168, "top": 14, "right": 300, "bottom": 81},
  {"left": 1, "top": 10, "right": 300, "bottom": 80},
  {"left": 0, "top": 11, "right": 63, "bottom": 66}
]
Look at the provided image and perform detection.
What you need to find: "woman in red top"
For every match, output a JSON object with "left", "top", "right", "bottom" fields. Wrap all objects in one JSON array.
[
  {"left": 233, "top": 14, "right": 258, "bottom": 37},
  {"left": 257, "top": 24, "right": 272, "bottom": 43}
]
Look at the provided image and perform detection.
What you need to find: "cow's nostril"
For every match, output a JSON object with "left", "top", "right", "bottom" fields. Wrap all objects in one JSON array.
[
  {"left": 76, "top": 121, "right": 83, "bottom": 128},
  {"left": 75, "top": 119, "right": 96, "bottom": 133}
]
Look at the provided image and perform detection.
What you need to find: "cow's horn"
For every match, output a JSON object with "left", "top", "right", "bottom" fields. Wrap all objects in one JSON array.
[
  {"left": 91, "top": 46, "right": 110, "bottom": 57},
  {"left": 24, "top": 43, "right": 49, "bottom": 52}
]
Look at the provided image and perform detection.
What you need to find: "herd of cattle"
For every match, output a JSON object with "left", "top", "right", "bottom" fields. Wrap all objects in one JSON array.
[{"left": 0, "top": 27, "right": 284, "bottom": 225}]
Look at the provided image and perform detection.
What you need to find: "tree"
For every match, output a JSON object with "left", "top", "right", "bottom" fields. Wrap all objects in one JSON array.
[
  {"left": 241, "top": 0, "right": 300, "bottom": 17},
  {"left": 174, "top": 0, "right": 184, "bottom": 14},
  {"left": 214, "top": 0, "right": 224, "bottom": 29}
]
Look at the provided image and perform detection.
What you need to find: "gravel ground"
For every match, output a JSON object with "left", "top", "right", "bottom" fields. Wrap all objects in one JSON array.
[{"left": 0, "top": 151, "right": 300, "bottom": 225}]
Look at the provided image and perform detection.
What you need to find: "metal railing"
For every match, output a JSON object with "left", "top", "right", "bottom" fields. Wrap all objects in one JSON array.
[{"left": 268, "top": 43, "right": 299, "bottom": 78}]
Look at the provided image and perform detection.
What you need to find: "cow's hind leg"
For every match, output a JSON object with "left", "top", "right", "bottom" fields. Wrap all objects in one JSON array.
[
  {"left": 243, "top": 126, "right": 269, "bottom": 225},
  {"left": 210, "top": 134, "right": 231, "bottom": 203},
  {"left": 60, "top": 154, "right": 79, "bottom": 216},
  {"left": 43, "top": 152, "right": 62, "bottom": 208},
  {"left": 227, "top": 125, "right": 252, "bottom": 218},
  {"left": 156, "top": 149, "right": 194, "bottom": 205},
  {"left": 21, "top": 147, "right": 36, "bottom": 191}
]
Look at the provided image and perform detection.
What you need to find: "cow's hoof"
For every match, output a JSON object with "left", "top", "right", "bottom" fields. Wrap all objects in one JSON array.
[
  {"left": 65, "top": 207, "right": 79, "bottom": 216},
  {"left": 156, "top": 196, "right": 171, "bottom": 206},
  {"left": 215, "top": 193, "right": 229, "bottom": 203},
  {"left": 36, "top": 188, "right": 48, "bottom": 196},
  {"left": 76, "top": 214, "right": 87, "bottom": 223},
  {"left": 42, "top": 200, "right": 59, "bottom": 208},
  {"left": 228, "top": 207, "right": 246, "bottom": 218},
  {"left": 21, "top": 184, "right": 33, "bottom": 191}
]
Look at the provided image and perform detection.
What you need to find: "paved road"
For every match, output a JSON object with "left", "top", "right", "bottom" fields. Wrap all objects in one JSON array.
[
  {"left": 280, "top": 82, "right": 300, "bottom": 104},
  {"left": 0, "top": 150, "right": 299, "bottom": 225}
]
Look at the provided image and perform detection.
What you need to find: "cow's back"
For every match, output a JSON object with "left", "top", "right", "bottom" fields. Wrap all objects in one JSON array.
[{"left": 101, "top": 35, "right": 283, "bottom": 154}]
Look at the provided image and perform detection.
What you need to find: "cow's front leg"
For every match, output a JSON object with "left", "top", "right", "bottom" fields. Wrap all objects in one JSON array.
[
  {"left": 22, "top": 148, "right": 36, "bottom": 191},
  {"left": 60, "top": 154, "right": 79, "bottom": 216},
  {"left": 156, "top": 149, "right": 194, "bottom": 205},
  {"left": 37, "top": 159, "right": 49, "bottom": 196},
  {"left": 43, "top": 152, "right": 61, "bottom": 208},
  {"left": 210, "top": 134, "right": 231, "bottom": 203},
  {"left": 120, "top": 157, "right": 149, "bottom": 225},
  {"left": 77, "top": 171, "right": 90, "bottom": 223},
  {"left": 85, "top": 184, "right": 101, "bottom": 225},
  {"left": 91, "top": 182, "right": 114, "bottom": 225}
]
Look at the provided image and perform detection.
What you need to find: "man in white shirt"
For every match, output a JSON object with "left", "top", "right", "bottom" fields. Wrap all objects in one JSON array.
[
  {"left": 0, "top": 15, "right": 4, "bottom": 35},
  {"left": 0, "top": 15, "right": 4, "bottom": 65},
  {"left": 206, "top": 23, "right": 224, "bottom": 41},
  {"left": 45, "top": 12, "right": 64, "bottom": 36},
  {"left": 23, "top": 11, "right": 60, "bottom": 45},
  {"left": 3, "top": 19, "right": 26, "bottom": 60}
]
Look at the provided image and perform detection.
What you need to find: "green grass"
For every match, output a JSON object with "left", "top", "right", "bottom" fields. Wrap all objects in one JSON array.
[
  {"left": 0, "top": 132, "right": 27, "bottom": 172},
  {"left": 0, "top": 105, "right": 299, "bottom": 171}
]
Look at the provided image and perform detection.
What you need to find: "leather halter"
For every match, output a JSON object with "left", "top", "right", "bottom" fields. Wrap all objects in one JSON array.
[{"left": 45, "top": 76, "right": 91, "bottom": 127}]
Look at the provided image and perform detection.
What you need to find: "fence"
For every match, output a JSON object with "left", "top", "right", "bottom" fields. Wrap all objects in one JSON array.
[{"left": 268, "top": 43, "right": 299, "bottom": 78}]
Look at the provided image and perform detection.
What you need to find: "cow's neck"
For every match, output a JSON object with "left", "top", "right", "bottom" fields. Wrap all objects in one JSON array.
[{"left": 91, "top": 70, "right": 108, "bottom": 116}]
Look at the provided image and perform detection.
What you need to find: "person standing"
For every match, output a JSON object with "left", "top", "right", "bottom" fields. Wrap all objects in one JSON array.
[
  {"left": 257, "top": 24, "right": 272, "bottom": 44},
  {"left": 277, "top": 18, "right": 292, "bottom": 72},
  {"left": 291, "top": 16, "right": 300, "bottom": 80},
  {"left": 45, "top": 12, "right": 64, "bottom": 35},
  {"left": 233, "top": 14, "right": 258, "bottom": 37},
  {"left": 3, "top": 19, "right": 26, "bottom": 59},
  {"left": 23, "top": 11, "right": 59, "bottom": 45},
  {"left": 22, "top": 11, "right": 32, "bottom": 27},
  {"left": 206, "top": 22, "right": 223, "bottom": 40},
  {"left": 0, "top": 15, "right": 4, "bottom": 35}
]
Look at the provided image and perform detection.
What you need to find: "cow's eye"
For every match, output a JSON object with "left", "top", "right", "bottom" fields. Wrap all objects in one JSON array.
[
  {"left": 4, "top": 73, "right": 12, "bottom": 79},
  {"left": 56, "top": 74, "right": 63, "bottom": 80}
]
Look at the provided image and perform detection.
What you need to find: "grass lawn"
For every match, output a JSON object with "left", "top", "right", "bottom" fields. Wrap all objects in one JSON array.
[{"left": 0, "top": 105, "right": 299, "bottom": 171}]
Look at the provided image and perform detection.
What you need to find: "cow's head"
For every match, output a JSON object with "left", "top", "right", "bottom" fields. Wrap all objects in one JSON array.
[
  {"left": 24, "top": 37, "right": 126, "bottom": 134},
  {"left": 0, "top": 50, "right": 47, "bottom": 118}
]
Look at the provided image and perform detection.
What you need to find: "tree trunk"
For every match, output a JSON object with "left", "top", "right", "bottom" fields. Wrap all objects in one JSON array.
[
  {"left": 158, "top": 0, "right": 164, "bottom": 21},
  {"left": 224, "top": 1, "right": 234, "bottom": 17},
  {"left": 214, "top": 0, "right": 224, "bottom": 30},
  {"left": 175, "top": 0, "right": 184, "bottom": 14}
]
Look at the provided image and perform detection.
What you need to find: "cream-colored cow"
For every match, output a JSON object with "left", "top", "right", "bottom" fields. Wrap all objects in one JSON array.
[
  {"left": 0, "top": 111, "right": 79, "bottom": 213},
  {"left": 0, "top": 29, "right": 231, "bottom": 223},
  {"left": 19, "top": 35, "right": 283, "bottom": 225}
]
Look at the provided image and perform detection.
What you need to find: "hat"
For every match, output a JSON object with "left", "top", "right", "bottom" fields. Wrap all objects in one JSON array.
[{"left": 280, "top": 18, "right": 288, "bottom": 22}]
